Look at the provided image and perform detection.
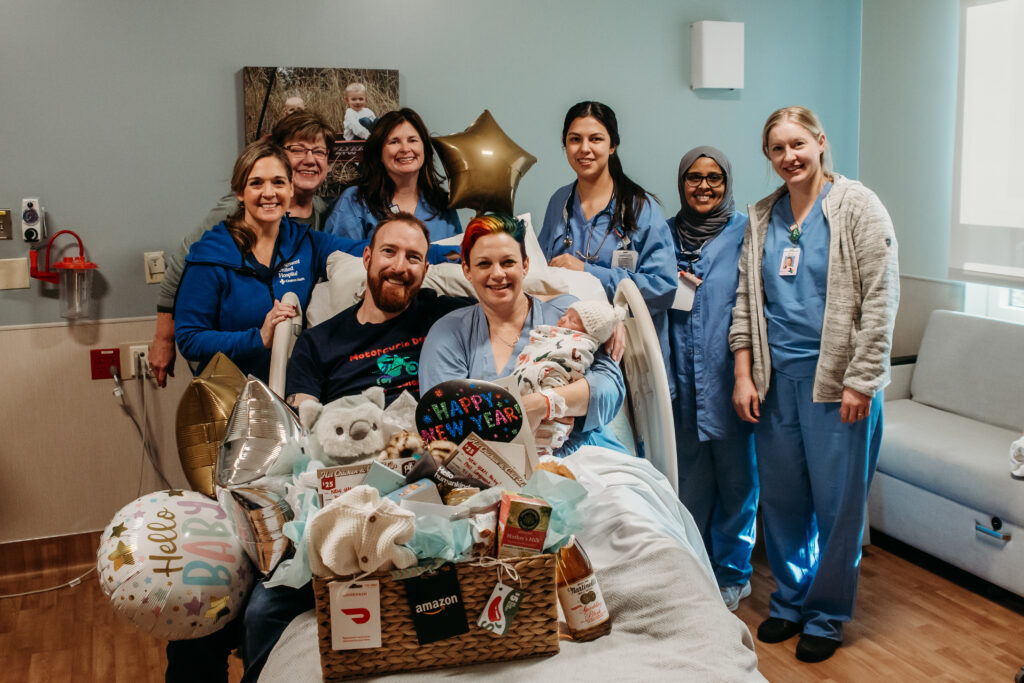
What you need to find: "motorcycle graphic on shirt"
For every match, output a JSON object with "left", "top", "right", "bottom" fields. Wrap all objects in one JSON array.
[{"left": 376, "top": 353, "right": 418, "bottom": 385}]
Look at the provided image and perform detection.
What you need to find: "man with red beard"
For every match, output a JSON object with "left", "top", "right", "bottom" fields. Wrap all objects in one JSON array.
[{"left": 285, "top": 212, "right": 472, "bottom": 408}]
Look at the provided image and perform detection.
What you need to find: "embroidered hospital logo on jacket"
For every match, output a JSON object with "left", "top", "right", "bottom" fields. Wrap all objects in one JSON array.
[{"left": 277, "top": 258, "right": 305, "bottom": 285}]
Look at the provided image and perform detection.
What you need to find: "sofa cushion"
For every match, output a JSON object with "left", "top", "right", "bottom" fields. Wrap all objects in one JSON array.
[
  {"left": 878, "top": 398, "right": 1024, "bottom": 524},
  {"left": 911, "top": 310, "right": 1024, "bottom": 432}
]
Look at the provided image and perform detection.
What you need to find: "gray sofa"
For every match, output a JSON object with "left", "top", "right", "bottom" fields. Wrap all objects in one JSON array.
[{"left": 869, "top": 310, "right": 1024, "bottom": 596}]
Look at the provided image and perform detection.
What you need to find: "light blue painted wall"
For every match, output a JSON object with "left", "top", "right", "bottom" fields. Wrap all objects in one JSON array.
[
  {"left": 860, "top": 0, "right": 959, "bottom": 279},
  {"left": 0, "top": 0, "right": 862, "bottom": 326}
]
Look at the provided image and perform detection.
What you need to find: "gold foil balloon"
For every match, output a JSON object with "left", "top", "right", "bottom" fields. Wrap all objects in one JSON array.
[
  {"left": 216, "top": 376, "right": 305, "bottom": 574},
  {"left": 433, "top": 110, "right": 537, "bottom": 215},
  {"left": 175, "top": 353, "right": 247, "bottom": 497}
]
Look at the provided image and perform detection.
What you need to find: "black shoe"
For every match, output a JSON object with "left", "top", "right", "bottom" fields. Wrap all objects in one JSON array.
[
  {"left": 756, "top": 617, "right": 801, "bottom": 643},
  {"left": 795, "top": 634, "right": 841, "bottom": 662}
]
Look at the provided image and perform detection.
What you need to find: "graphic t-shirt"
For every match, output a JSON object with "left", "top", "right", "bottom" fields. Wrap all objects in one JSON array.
[{"left": 285, "top": 290, "right": 473, "bottom": 405}]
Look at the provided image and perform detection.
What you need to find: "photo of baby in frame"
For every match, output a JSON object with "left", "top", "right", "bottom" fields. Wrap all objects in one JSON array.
[{"left": 243, "top": 66, "right": 399, "bottom": 196}]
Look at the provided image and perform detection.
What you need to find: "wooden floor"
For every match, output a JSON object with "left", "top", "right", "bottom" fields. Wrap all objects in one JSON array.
[{"left": 1, "top": 532, "right": 1022, "bottom": 682}]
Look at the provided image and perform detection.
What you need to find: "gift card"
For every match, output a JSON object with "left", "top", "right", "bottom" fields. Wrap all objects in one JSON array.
[
  {"left": 328, "top": 580, "right": 381, "bottom": 650},
  {"left": 402, "top": 563, "right": 468, "bottom": 645}
]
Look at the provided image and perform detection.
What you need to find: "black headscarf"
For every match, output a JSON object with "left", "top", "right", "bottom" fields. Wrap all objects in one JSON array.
[{"left": 674, "top": 146, "right": 735, "bottom": 257}]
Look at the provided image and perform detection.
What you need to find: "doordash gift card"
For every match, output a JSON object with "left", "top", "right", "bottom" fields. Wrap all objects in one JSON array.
[{"left": 328, "top": 579, "right": 382, "bottom": 650}]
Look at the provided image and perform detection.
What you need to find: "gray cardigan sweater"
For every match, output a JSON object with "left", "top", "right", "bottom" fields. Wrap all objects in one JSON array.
[{"left": 728, "top": 174, "right": 899, "bottom": 402}]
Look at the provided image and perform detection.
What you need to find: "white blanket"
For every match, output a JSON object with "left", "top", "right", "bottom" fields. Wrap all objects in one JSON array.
[{"left": 260, "top": 448, "right": 763, "bottom": 682}]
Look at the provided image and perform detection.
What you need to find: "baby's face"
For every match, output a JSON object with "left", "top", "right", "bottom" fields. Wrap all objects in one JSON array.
[
  {"left": 347, "top": 92, "right": 366, "bottom": 111},
  {"left": 556, "top": 309, "right": 586, "bottom": 333}
]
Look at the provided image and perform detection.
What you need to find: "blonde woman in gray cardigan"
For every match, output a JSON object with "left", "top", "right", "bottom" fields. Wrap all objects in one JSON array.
[{"left": 729, "top": 106, "right": 899, "bottom": 664}]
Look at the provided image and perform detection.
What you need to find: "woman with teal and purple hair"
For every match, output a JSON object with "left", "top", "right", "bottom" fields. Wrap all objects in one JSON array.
[{"left": 419, "top": 213, "right": 628, "bottom": 456}]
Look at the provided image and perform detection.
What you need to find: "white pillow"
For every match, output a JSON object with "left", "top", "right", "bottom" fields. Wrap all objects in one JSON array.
[{"left": 314, "top": 212, "right": 607, "bottom": 325}]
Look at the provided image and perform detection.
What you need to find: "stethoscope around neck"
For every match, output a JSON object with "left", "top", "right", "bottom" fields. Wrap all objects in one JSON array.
[{"left": 559, "top": 181, "right": 627, "bottom": 262}]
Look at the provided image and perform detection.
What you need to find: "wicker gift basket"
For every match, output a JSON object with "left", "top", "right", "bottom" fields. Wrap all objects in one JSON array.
[{"left": 313, "top": 553, "right": 559, "bottom": 681}]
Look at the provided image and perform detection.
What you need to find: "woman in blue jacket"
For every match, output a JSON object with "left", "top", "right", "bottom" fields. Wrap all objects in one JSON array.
[
  {"left": 324, "top": 108, "right": 462, "bottom": 241},
  {"left": 668, "top": 146, "right": 757, "bottom": 613},
  {"left": 174, "top": 140, "right": 370, "bottom": 381},
  {"left": 538, "top": 101, "right": 676, "bottom": 357}
]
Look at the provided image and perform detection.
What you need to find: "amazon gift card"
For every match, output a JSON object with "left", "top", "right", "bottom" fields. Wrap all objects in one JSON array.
[{"left": 402, "top": 563, "right": 469, "bottom": 645}]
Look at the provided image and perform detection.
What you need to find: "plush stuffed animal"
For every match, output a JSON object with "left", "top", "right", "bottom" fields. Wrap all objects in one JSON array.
[{"left": 299, "top": 387, "right": 390, "bottom": 467}]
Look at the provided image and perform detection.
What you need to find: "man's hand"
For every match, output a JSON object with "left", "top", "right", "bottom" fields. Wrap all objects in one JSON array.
[{"left": 150, "top": 312, "right": 176, "bottom": 388}]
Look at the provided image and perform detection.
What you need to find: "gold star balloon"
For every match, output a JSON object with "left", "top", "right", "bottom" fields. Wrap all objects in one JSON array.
[
  {"left": 175, "top": 353, "right": 247, "bottom": 497},
  {"left": 433, "top": 110, "right": 537, "bottom": 215}
]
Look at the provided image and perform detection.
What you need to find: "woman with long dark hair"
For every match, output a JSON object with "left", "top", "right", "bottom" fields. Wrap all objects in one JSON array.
[
  {"left": 324, "top": 107, "right": 461, "bottom": 241},
  {"left": 538, "top": 101, "right": 675, "bottom": 344}
]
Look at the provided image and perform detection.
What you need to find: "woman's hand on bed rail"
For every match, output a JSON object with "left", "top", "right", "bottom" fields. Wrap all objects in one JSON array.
[
  {"left": 260, "top": 299, "right": 298, "bottom": 348},
  {"left": 606, "top": 322, "right": 625, "bottom": 362}
]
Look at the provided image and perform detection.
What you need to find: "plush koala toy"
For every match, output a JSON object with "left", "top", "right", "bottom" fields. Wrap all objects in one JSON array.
[{"left": 299, "top": 387, "right": 391, "bottom": 467}]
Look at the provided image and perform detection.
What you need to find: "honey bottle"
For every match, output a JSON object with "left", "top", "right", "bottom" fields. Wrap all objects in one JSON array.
[{"left": 555, "top": 536, "right": 611, "bottom": 641}]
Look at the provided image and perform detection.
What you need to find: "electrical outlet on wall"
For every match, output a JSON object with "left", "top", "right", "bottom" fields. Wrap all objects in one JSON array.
[
  {"left": 119, "top": 341, "right": 152, "bottom": 378},
  {"left": 144, "top": 251, "right": 165, "bottom": 284}
]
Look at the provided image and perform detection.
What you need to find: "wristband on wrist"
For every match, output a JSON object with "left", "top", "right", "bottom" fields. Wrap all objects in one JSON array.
[{"left": 539, "top": 388, "right": 567, "bottom": 419}]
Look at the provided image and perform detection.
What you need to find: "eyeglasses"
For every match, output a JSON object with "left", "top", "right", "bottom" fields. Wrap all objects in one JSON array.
[
  {"left": 284, "top": 144, "right": 328, "bottom": 159},
  {"left": 683, "top": 172, "right": 725, "bottom": 188}
]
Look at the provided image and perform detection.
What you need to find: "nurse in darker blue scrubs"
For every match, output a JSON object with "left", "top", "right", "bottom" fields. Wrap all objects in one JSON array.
[
  {"left": 324, "top": 108, "right": 461, "bottom": 241},
  {"left": 538, "top": 101, "right": 676, "bottom": 357},
  {"left": 730, "top": 107, "right": 899, "bottom": 664},
  {"left": 668, "top": 146, "right": 757, "bottom": 614}
]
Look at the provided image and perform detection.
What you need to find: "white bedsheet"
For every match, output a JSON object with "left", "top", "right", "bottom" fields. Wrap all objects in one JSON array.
[{"left": 260, "top": 448, "right": 763, "bottom": 682}]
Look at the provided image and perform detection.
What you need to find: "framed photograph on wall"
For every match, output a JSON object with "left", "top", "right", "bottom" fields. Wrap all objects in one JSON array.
[{"left": 243, "top": 66, "right": 399, "bottom": 196}]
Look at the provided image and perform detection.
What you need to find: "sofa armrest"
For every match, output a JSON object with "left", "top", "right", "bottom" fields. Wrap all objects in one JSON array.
[{"left": 886, "top": 363, "right": 914, "bottom": 401}]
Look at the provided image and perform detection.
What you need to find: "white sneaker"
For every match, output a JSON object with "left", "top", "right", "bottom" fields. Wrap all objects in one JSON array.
[{"left": 720, "top": 583, "right": 751, "bottom": 611}]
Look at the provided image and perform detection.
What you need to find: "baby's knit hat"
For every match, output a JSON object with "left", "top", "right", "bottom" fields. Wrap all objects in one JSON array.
[
  {"left": 307, "top": 485, "right": 417, "bottom": 577},
  {"left": 568, "top": 300, "right": 618, "bottom": 343}
]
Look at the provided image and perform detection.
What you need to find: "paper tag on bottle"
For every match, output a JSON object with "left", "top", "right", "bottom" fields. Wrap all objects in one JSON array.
[
  {"left": 328, "top": 580, "right": 381, "bottom": 650},
  {"left": 557, "top": 574, "right": 609, "bottom": 633},
  {"left": 477, "top": 581, "right": 525, "bottom": 636},
  {"left": 402, "top": 563, "right": 469, "bottom": 644}
]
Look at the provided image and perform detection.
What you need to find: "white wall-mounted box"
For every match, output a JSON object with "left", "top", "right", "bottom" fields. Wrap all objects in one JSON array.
[{"left": 691, "top": 21, "right": 744, "bottom": 90}]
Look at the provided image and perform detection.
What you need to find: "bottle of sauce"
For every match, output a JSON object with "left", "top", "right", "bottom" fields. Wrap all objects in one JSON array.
[{"left": 555, "top": 536, "right": 611, "bottom": 641}]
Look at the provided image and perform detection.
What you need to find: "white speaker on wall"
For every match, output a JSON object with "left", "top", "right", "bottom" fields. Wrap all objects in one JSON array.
[{"left": 690, "top": 21, "right": 744, "bottom": 90}]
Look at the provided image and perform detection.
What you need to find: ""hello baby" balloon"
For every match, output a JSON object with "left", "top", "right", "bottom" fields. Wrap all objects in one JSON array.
[{"left": 96, "top": 489, "right": 254, "bottom": 640}]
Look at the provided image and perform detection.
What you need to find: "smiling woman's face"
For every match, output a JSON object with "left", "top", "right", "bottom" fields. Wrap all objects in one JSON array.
[
  {"left": 462, "top": 232, "right": 529, "bottom": 308},
  {"left": 683, "top": 156, "right": 726, "bottom": 215},
  {"left": 381, "top": 121, "right": 425, "bottom": 181}
]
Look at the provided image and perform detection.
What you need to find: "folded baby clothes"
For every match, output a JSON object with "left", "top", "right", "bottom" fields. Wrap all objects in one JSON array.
[{"left": 308, "top": 485, "right": 417, "bottom": 577}]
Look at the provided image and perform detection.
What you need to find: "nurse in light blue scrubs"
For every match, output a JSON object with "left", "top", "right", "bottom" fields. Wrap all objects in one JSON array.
[
  {"left": 324, "top": 108, "right": 461, "bottom": 241},
  {"left": 668, "top": 146, "right": 757, "bottom": 613},
  {"left": 538, "top": 101, "right": 676, "bottom": 360},
  {"left": 420, "top": 214, "right": 628, "bottom": 457},
  {"left": 730, "top": 107, "right": 899, "bottom": 663}
]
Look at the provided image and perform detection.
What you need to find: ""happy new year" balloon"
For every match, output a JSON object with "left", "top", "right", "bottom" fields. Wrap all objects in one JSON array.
[{"left": 415, "top": 379, "right": 523, "bottom": 444}]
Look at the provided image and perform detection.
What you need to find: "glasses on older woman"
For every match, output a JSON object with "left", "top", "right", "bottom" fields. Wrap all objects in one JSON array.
[
  {"left": 683, "top": 172, "right": 725, "bottom": 188},
  {"left": 284, "top": 144, "right": 328, "bottom": 159}
]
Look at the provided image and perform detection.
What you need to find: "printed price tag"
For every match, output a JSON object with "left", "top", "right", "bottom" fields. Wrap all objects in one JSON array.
[
  {"left": 477, "top": 581, "right": 525, "bottom": 636},
  {"left": 328, "top": 580, "right": 381, "bottom": 650}
]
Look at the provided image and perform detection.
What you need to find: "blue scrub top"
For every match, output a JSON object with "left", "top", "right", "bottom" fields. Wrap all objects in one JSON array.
[
  {"left": 324, "top": 186, "right": 462, "bottom": 241},
  {"left": 538, "top": 183, "right": 676, "bottom": 310},
  {"left": 669, "top": 211, "right": 751, "bottom": 441},
  {"left": 418, "top": 294, "right": 628, "bottom": 456},
  {"left": 762, "top": 183, "right": 833, "bottom": 379}
]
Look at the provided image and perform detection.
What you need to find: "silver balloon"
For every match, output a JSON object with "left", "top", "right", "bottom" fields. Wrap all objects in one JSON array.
[
  {"left": 216, "top": 376, "right": 305, "bottom": 575},
  {"left": 218, "top": 376, "right": 304, "bottom": 487},
  {"left": 218, "top": 486, "right": 294, "bottom": 575}
]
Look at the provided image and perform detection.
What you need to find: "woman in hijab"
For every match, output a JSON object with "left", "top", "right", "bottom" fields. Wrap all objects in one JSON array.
[{"left": 668, "top": 146, "right": 757, "bottom": 613}]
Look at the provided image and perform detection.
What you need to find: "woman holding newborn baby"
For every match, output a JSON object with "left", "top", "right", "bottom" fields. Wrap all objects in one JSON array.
[{"left": 419, "top": 213, "right": 628, "bottom": 456}]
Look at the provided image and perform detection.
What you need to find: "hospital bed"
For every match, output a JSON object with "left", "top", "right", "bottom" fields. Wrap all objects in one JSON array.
[{"left": 259, "top": 246, "right": 762, "bottom": 681}]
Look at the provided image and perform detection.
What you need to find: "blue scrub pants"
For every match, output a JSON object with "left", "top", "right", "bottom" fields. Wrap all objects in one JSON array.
[
  {"left": 241, "top": 580, "right": 314, "bottom": 682},
  {"left": 676, "top": 428, "right": 758, "bottom": 588},
  {"left": 755, "top": 373, "right": 882, "bottom": 642}
]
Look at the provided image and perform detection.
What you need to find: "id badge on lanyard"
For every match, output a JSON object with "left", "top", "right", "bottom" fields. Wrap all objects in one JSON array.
[{"left": 612, "top": 233, "right": 638, "bottom": 272}]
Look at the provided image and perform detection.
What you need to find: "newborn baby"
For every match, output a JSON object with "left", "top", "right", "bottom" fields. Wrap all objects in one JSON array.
[{"left": 511, "top": 299, "right": 618, "bottom": 456}]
